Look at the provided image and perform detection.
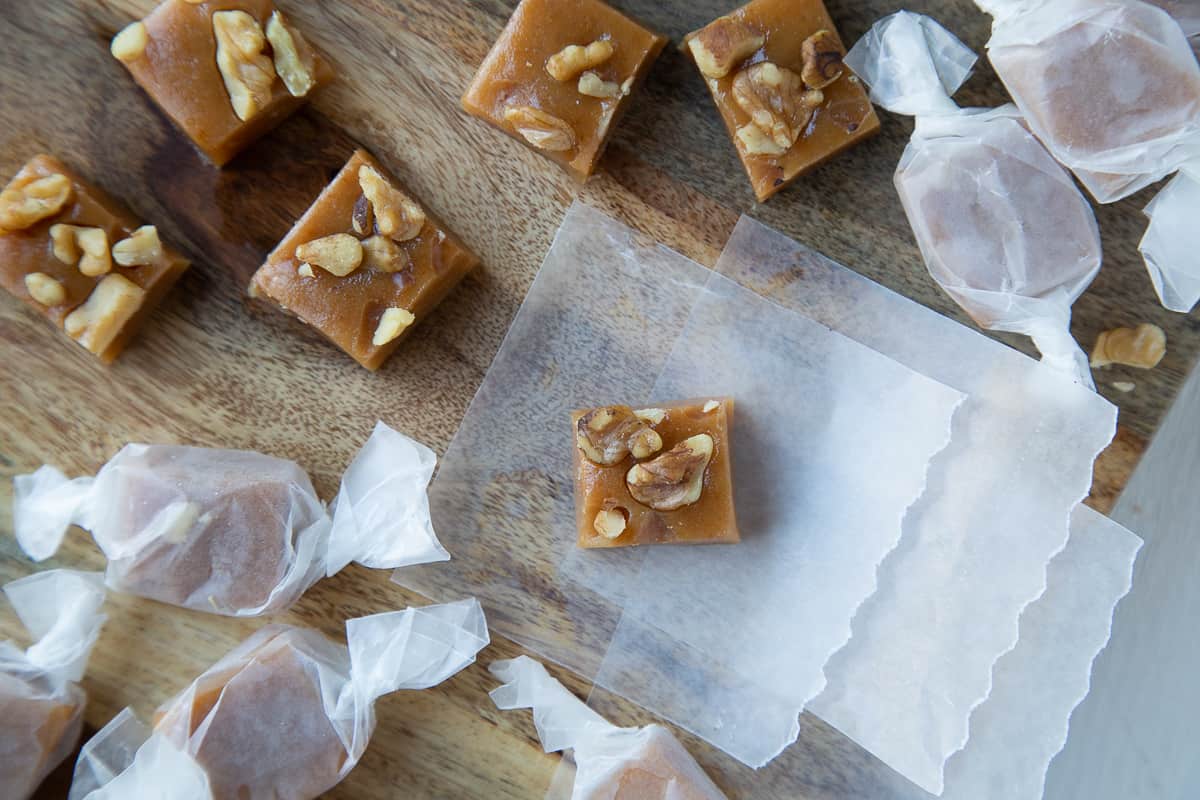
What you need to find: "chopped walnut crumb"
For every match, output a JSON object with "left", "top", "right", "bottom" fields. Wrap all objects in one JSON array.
[
  {"left": 0, "top": 173, "right": 72, "bottom": 231},
  {"left": 800, "top": 29, "right": 845, "bottom": 90},
  {"left": 546, "top": 39, "right": 614, "bottom": 81},
  {"left": 372, "top": 307, "right": 415, "bottom": 346},
  {"left": 504, "top": 105, "right": 576, "bottom": 152},
  {"left": 213, "top": 10, "right": 276, "bottom": 122},
  {"left": 1091, "top": 323, "right": 1166, "bottom": 369},
  {"left": 358, "top": 166, "right": 426, "bottom": 242},
  {"left": 687, "top": 16, "right": 764, "bottom": 79}
]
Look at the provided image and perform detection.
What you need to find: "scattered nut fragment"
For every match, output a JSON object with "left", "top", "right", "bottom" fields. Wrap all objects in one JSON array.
[
  {"left": 212, "top": 10, "right": 276, "bottom": 122},
  {"left": 24, "top": 273, "right": 66, "bottom": 306},
  {"left": 732, "top": 63, "right": 823, "bottom": 156},
  {"left": 1112, "top": 381, "right": 1136, "bottom": 393},
  {"left": 111, "top": 21, "right": 149, "bottom": 63},
  {"left": 361, "top": 235, "right": 412, "bottom": 273},
  {"left": 504, "top": 105, "right": 576, "bottom": 152},
  {"left": 625, "top": 433, "right": 714, "bottom": 511},
  {"left": 51, "top": 224, "right": 111, "bottom": 276},
  {"left": 0, "top": 173, "right": 72, "bottom": 231},
  {"left": 687, "top": 16, "right": 764, "bottom": 79},
  {"left": 372, "top": 307, "right": 415, "bottom": 347},
  {"left": 265, "top": 10, "right": 315, "bottom": 98},
  {"left": 63, "top": 273, "right": 145, "bottom": 355},
  {"left": 634, "top": 408, "right": 667, "bottom": 425},
  {"left": 593, "top": 506, "right": 628, "bottom": 539},
  {"left": 49, "top": 223, "right": 79, "bottom": 264},
  {"left": 297, "top": 262, "right": 315, "bottom": 278},
  {"left": 358, "top": 166, "right": 426, "bottom": 241},
  {"left": 576, "top": 406, "right": 664, "bottom": 466},
  {"left": 546, "top": 39, "right": 614, "bottom": 81},
  {"left": 351, "top": 194, "right": 374, "bottom": 236},
  {"left": 578, "top": 71, "right": 623, "bottom": 99},
  {"left": 800, "top": 29, "right": 845, "bottom": 89},
  {"left": 1090, "top": 323, "right": 1166, "bottom": 369},
  {"left": 702, "top": 399, "right": 720, "bottom": 413},
  {"left": 112, "top": 225, "right": 163, "bottom": 267},
  {"left": 295, "top": 233, "right": 362, "bottom": 277}
]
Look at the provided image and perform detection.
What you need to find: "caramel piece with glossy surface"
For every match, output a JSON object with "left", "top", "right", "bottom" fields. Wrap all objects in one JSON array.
[
  {"left": 114, "top": 0, "right": 333, "bottom": 166},
  {"left": 0, "top": 154, "right": 189, "bottom": 363},
  {"left": 573, "top": 398, "right": 739, "bottom": 548},
  {"left": 685, "top": 0, "right": 880, "bottom": 201},
  {"left": 249, "top": 149, "right": 478, "bottom": 370},
  {"left": 462, "top": 0, "right": 667, "bottom": 180}
]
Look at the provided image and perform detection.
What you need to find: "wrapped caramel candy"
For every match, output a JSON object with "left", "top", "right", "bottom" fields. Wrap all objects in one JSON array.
[
  {"left": 490, "top": 656, "right": 728, "bottom": 800},
  {"left": 1, "top": 570, "right": 106, "bottom": 800},
  {"left": 69, "top": 598, "right": 488, "bottom": 800},
  {"left": 1139, "top": 167, "right": 1200, "bottom": 312},
  {"left": 13, "top": 422, "right": 447, "bottom": 616},
  {"left": 846, "top": 12, "right": 1102, "bottom": 385}
]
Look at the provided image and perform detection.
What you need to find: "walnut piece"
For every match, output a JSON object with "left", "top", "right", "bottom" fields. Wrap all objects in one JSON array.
[
  {"left": 0, "top": 173, "right": 72, "bottom": 231},
  {"left": 634, "top": 408, "right": 667, "bottom": 425},
  {"left": 24, "top": 273, "right": 66, "bottom": 306},
  {"left": 702, "top": 399, "right": 720, "bottom": 413},
  {"left": 362, "top": 235, "right": 412, "bottom": 273},
  {"left": 1090, "top": 323, "right": 1166, "bottom": 369},
  {"left": 351, "top": 194, "right": 374, "bottom": 236},
  {"left": 358, "top": 166, "right": 426, "bottom": 241},
  {"left": 111, "top": 21, "right": 149, "bottom": 63},
  {"left": 800, "top": 29, "right": 845, "bottom": 90},
  {"left": 112, "top": 225, "right": 163, "bottom": 267},
  {"left": 297, "top": 263, "right": 314, "bottom": 278},
  {"left": 295, "top": 233, "right": 362, "bottom": 277},
  {"left": 625, "top": 433, "right": 714, "bottom": 511},
  {"left": 212, "top": 10, "right": 276, "bottom": 122},
  {"left": 50, "top": 224, "right": 111, "bottom": 276},
  {"left": 688, "top": 16, "right": 764, "bottom": 79},
  {"left": 578, "top": 71, "right": 623, "bottom": 99},
  {"left": 265, "top": 10, "right": 315, "bottom": 98},
  {"left": 372, "top": 307, "right": 415, "bottom": 347},
  {"left": 63, "top": 273, "right": 145, "bottom": 355},
  {"left": 576, "top": 406, "right": 664, "bottom": 466},
  {"left": 504, "top": 105, "right": 576, "bottom": 152},
  {"left": 732, "top": 63, "right": 823, "bottom": 156},
  {"left": 593, "top": 507, "right": 628, "bottom": 539},
  {"left": 546, "top": 39, "right": 614, "bottom": 81}
]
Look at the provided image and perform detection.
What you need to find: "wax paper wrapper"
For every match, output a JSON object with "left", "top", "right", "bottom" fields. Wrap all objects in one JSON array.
[
  {"left": 0, "top": 570, "right": 106, "bottom": 800},
  {"left": 941, "top": 505, "right": 1142, "bottom": 800},
  {"left": 1139, "top": 167, "right": 1200, "bottom": 312},
  {"left": 1147, "top": 0, "right": 1200, "bottom": 36},
  {"left": 846, "top": 12, "right": 1102, "bottom": 387},
  {"left": 713, "top": 216, "right": 1117, "bottom": 794},
  {"left": 12, "top": 421, "right": 448, "bottom": 616},
  {"left": 68, "top": 598, "right": 488, "bottom": 800},
  {"left": 394, "top": 202, "right": 963, "bottom": 767},
  {"left": 978, "top": 0, "right": 1200, "bottom": 203},
  {"left": 490, "top": 656, "right": 727, "bottom": 800}
]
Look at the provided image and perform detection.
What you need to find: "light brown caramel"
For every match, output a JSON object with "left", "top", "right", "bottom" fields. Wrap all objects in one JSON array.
[
  {"left": 461, "top": 0, "right": 667, "bottom": 180},
  {"left": 685, "top": 0, "right": 880, "bottom": 201},
  {"left": 0, "top": 674, "right": 84, "bottom": 798},
  {"left": 0, "top": 154, "right": 189, "bottom": 363},
  {"left": 250, "top": 149, "right": 478, "bottom": 370},
  {"left": 574, "top": 398, "right": 739, "bottom": 548}
]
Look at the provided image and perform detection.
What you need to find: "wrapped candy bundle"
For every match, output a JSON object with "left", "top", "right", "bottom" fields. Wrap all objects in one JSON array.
[
  {"left": 845, "top": 12, "right": 1103, "bottom": 385},
  {"left": 68, "top": 598, "right": 489, "bottom": 800},
  {"left": 0, "top": 570, "right": 106, "bottom": 800},
  {"left": 13, "top": 421, "right": 448, "bottom": 616},
  {"left": 490, "top": 656, "right": 728, "bottom": 800}
]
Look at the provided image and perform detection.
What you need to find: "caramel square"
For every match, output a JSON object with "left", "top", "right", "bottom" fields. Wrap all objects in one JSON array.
[
  {"left": 684, "top": 0, "right": 880, "bottom": 201},
  {"left": 112, "top": 0, "right": 334, "bottom": 166},
  {"left": 573, "top": 399, "right": 739, "bottom": 548},
  {"left": 0, "top": 154, "right": 190, "bottom": 363},
  {"left": 462, "top": 0, "right": 667, "bottom": 180},
  {"left": 249, "top": 149, "right": 478, "bottom": 371}
]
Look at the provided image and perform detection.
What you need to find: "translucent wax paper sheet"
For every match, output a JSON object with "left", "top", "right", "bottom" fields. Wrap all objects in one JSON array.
[
  {"left": 1139, "top": 168, "right": 1200, "bottom": 312},
  {"left": 490, "top": 656, "right": 728, "bottom": 800},
  {"left": 1, "top": 570, "right": 106, "bottom": 800},
  {"left": 69, "top": 598, "right": 488, "bottom": 800},
  {"left": 942, "top": 505, "right": 1142, "bottom": 800},
  {"left": 1147, "top": 0, "right": 1200, "bottom": 36},
  {"left": 13, "top": 421, "right": 448, "bottom": 617},
  {"left": 979, "top": 0, "right": 1200, "bottom": 203},
  {"left": 846, "top": 12, "right": 1102, "bottom": 387},
  {"left": 395, "top": 202, "right": 964, "bottom": 767},
  {"left": 714, "top": 217, "right": 1117, "bottom": 794}
]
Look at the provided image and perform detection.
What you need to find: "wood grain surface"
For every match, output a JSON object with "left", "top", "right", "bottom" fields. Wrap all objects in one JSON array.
[{"left": 0, "top": 0, "right": 1191, "bottom": 797}]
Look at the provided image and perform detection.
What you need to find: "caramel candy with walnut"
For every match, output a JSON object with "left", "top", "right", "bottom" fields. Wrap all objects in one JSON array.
[
  {"left": 249, "top": 150, "right": 478, "bottom": 370},
  {"left": 0, "top": 154, "right": 189, "bottom": 363},
  {"left": 462, "top": 0, "right": 667, "bottom": 180},
  {"left": 684, "top": 0, "right": 880, "bottom": 202},
  {"left": 573, "top": 398, "right": 739, "bottom": 548},
  {"left": 112, "top": 0, "right": 333, "bottom": 166}
]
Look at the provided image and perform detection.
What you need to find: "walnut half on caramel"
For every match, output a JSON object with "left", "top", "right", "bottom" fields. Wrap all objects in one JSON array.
[
  {"left": 686, "top": 16, "right": 764, "bottom": 79},
  {"left": 576, "top": 405, "right": 664, "bottom": 466},
  {"left": 625, "top": 433, "right": 714, "bottom": 511},
  {"left": 800, "top": 29, "right": 845, "bottom": 90},
  {"left": 732, "top": 63, "right": 823, "bottom": 157}
]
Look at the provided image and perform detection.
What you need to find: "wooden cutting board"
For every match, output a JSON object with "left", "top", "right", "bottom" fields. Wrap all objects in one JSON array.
[{"left": 1, "top": 0, "right": 1192, "bottom": 797}]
